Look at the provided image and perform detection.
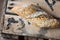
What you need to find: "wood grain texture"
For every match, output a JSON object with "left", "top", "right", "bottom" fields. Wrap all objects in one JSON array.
[
  {"left": 0, "top": 0, "right": 7, "bottom": 32},
  {"left": 1, "top": 0, "right": 60, "bottom": 39},
  {"left": 2, "top": 14, "right": 60, "bottom": 39}
]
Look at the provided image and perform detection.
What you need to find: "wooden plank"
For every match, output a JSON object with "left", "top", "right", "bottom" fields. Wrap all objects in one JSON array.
[
  {"left": 1, "top": 0, "right": 60, "bottom": 39},
  {"left": 6, "top": 0, "right": 60, "bottom": 18},
  {"left": 0, "top": 0, "right": 7, "bottom": 32},
  {"left": 6, "top": 0, "right": 23, "bottom": 13},
  {"left": 2, "top": 14, "right": 60, "bottom": 39}
]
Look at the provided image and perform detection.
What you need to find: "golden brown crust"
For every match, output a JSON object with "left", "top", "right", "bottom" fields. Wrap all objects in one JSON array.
[
  {"left": 11, "top": 4, "right": 59, "bottom": 28},
  {"left": 26, "top": 14, "right": 59, "bottom": 28},
  {"left": 11, "top": 4, "right": 36, "bottom": 18}
]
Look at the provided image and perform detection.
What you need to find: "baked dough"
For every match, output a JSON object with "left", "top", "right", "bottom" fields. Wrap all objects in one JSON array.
[
  {"left": 11, "top": 4, "right": 59, "bottom": 28},
  {"left": 11, "top": 4, "right": 36, "bottom": 18},
  {"left": 26, "top": 14, "right": 59, "bottom": 28}
]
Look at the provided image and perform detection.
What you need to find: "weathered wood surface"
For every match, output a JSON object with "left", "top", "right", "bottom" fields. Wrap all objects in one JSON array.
[
  {"left": 0, "top": 0, "right": 12, "bottom": 40},
  {"left": 6, "top": 0, "right": 60, "bottom": 18},
  {"left": 2, "top": 14, "right": 60, "bottom": 39},
  {"left": 0, "top": 0, "right": 7, "bottom": 32},
  {"left": 1, "top": 0, "right": 60, "bottom": 39}
]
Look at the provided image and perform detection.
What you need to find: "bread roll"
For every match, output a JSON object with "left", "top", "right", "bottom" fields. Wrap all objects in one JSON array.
[
  {"left": 11, "top": 4, "right": 36, "bottom": 18},
  {"left": 26, "top": 14, "right": 59, "bottom": 28},
  {"left": 11, "top": 4, "right": 59, "bottom": 28}
]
